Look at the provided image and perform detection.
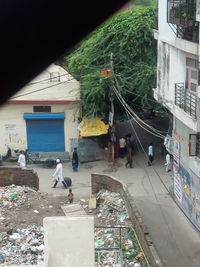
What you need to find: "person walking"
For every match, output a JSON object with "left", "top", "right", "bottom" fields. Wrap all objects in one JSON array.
[
  {"left": 52, "top": 159, "right": 68, "bottom": 188},
  {"left": 68, "top": 188, "right": 74, "bottom": 204},
  {"left": 17, "top": 150, "right": 26, "bottom": 169},
  {"left": 148, "top": 143, "right": 154, "bottom": 166},
  {"left": 72, "top": 147, "right": 79, "bottom": 172},
  {"left": 165, "top": 153, "right": 171, "bottom": 172},
  {"left": 125, "top": 146, "right": 133, "bottom": 168},
  {"left": 119, "top": 137, "right": 126, "bottom": 158}
]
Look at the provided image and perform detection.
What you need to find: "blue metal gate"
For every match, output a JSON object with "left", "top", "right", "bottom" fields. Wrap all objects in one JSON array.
[{"left": 24, "top": 113, "right": 65, "bottom": 152}]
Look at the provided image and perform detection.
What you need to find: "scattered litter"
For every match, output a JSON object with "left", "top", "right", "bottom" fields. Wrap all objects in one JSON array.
[
  {"left": 0, "top": 253, "right": 4, "bottom": 263},
  {"left": 9, "top": 193, "right": 19, "bottom": 199},
  {"left": 80, "top": 189, "right": 148, "bottom": 267},
  {"left": 0, "top": 225, "right": 44, "bottom": 265},
  {"left": 33, "top": 210, "right": 39, "bottom": 214}
]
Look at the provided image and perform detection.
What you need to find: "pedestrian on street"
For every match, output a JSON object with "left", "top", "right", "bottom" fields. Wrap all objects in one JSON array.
[
  {"left": 72, "top": 147, "right": 79, "bottom": 172},
  {"left": 68, "top": 188, "right": 74, "bottom": 203},
  {"left": 52, "top": 159, "right": 68, "bottom": 188},
  {"left": 119, "top": 137, "right": 126, "bottom": 158},
  {"left": 17, "top": 150, "right": 26, "bottom": 169},
  {"left": 125, "top": 146, "right": 133, "bottom": 168},
  {"left": 165, "top": 153, "right": 171, "bottom": 172},
  {"left": 148, "top": 143, "right": 154, "bottom": 166}
]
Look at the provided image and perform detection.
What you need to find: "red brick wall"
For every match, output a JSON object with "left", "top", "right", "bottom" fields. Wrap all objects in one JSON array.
[
  {"left": 0, "top": 167, "right": 39, "bottom": 190},
  {"left": 91, "top": 173, "right": 163, "bottom": 267}
]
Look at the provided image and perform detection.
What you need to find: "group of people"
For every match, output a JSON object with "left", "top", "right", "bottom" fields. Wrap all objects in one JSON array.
[
  {"left": 148, "top": 143, "right": 172, "bottom": 172},
  {"left": 17, "top": 148, "right": 79, "bottom": 204},
  {"left": 118, "top": 138, "right": 172, "bottom": 172},
  {"left": 118, "top": 134, "right": 135, "bottom": 168}
]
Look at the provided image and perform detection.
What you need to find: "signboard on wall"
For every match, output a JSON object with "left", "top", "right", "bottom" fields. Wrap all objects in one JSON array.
[{"left": 173, "top": 166, "right": 182, "bottom": 204}]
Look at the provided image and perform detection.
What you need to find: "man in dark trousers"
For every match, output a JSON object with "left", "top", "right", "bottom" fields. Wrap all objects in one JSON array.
[
  {"left": 52, "top": 159, "right": 68, "bottom": 188},
  {"left": 72, "top": 147, "right": 79, "bottom": 172}
]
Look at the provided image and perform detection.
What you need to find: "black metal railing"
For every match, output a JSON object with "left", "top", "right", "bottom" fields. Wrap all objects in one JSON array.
[
  {"left": 167, "top": 0, "right": 198, "bottom": 42},
  {"left": 175, "top": 82, "right": 197, "bottom": 119}
]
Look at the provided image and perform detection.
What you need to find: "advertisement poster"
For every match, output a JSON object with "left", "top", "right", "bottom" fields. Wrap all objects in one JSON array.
[
  {"left": 175, "top": 165, "right": 200, "bottom": 231},
  {"left": 173, "top": 166, "right": 182, "bottom": 204}
]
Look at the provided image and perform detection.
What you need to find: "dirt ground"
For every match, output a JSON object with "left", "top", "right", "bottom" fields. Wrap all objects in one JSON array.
[{"left": 0, "top": 188, "right": 67, "bottom": 233}]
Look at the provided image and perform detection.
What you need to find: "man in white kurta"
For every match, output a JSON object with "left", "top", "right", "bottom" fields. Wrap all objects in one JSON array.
[
  {"left": 17, "top": 151, "right": 26, "bottom": 169},
  {"left": 165, "top": 153, "right": 171, "bottom": 172},
  {"left": 52, "top": 159, "right": 68, "bottom": 188}
]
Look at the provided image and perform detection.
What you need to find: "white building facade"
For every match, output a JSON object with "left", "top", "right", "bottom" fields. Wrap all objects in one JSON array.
[
  {"left": 0, "top": 64, "right": 80, "bottom": 157},
  {"left": 154, "top": 0, "right": 200, "bottom": 230}
]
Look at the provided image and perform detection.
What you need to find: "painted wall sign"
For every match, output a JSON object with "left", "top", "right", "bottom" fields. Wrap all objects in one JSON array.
[{"left": 173, "top": 166, "right": 182, "bottom": 204}]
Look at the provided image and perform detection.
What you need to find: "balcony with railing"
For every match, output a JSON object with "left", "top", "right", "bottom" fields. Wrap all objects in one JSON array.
[
  {"left": 175, "top": 82, "right": 197, "bottom": 119},
  {"left": 167, "top": 0, "right": 199, "bottom": 43}
]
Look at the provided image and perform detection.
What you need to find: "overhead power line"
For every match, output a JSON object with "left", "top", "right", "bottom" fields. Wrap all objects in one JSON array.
[
  {"left": 112, "top": 85, "right": 166, "bottom": 139},
  {"left": 113, "top": 76, "right": 167, "bottom": 135}
]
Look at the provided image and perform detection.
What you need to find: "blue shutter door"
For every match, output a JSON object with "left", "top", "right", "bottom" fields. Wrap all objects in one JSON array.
[{"left": 26, "top": 119, "right": 65, "bottom": 152}]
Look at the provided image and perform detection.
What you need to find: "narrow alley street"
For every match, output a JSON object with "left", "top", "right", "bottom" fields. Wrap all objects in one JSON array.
[{"left": 28, "top": 152, "right": 200, "bottom": 267}]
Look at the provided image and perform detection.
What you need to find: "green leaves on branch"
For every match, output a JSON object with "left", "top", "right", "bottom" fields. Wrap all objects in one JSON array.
[{"left": 66, "top": 6, "right": 160, "bottom": 118}]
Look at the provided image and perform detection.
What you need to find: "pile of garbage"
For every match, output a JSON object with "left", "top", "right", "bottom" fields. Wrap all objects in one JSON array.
[
  {"left": 80, "top": 190, "right": 147, "bottom": 267},
  {"left": 0, "top": 185, "right": 36, "bottom": 216},
  {"left": 0, "top": 225, "right": 44, "bottom": 265},
  {"left": 0, "top": 185, "right": 44, "bottom": 265}
]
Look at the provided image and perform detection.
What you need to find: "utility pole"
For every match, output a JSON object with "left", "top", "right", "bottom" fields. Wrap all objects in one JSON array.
[
  {"left": 110, "top": 52, "right": 115, "bottom": 162},
  {"left": 99, "top": 53, "right": 115, "bottom": 162}
]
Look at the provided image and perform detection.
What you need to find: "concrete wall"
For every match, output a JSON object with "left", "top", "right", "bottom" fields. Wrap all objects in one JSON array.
[
  {"left": 0, "top": 103, "right": 79, "bottom": 155},
  {"left": 12, "top": 64, "right": 80, "bottom": 101},
  {"left": 91, "top": 173, "right": 163, "bottom": 267},
  {"left": 0, "top": 167, "right": 39, "bottom": 190},
  {"left": 174, "top": 117, "right": 200, "bottom": 177},
  {"left": 43, "top": 216, "right": 94, "bottom": 267},
  {"left": 155, "top": 0, "right": 200, "bottom": 132}
]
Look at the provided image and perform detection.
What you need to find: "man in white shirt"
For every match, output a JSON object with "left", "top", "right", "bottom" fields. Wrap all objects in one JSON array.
[
  {"left": 148, "top": 143, "right": 154, "bottom": 166},
  {"left": 119, "top": 137, "right": 126, "bottom": 158},
  {"left": 52, "top": 159, "right": 68, "bottom": 188},
  {"left": 165, "top": 153, "right": 171, "bottom": 172},
  {"left": 17, "top": 151, "right": 26, "bottom": 169}
]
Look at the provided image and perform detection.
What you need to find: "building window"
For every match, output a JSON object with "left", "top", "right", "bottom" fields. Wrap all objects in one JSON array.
[
  {"left": 50, "top": 72, "right": 60, "bottom": 82},
  {"left": 33, "top": 106, "right": 51, "bottom": 112},
  {"left": 186, "top": 57, "right": 198, "bottom": 93},
  {"left": 189, "top": 133, "right": 200, "bottom": 157}
]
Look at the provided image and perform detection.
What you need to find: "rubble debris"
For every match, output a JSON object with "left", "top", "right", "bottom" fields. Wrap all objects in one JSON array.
[
  {"left": 0, "top": 225, "right": 44, "bottom": 265},
  {"left": 80, "top": 189, "right": 148, "bottom": 267},
  {"left": 0, "top": 184, "right": 66, "bottom": 266},
  {"left": 33, "top": 210, "right": 39, "bottom": 214}
]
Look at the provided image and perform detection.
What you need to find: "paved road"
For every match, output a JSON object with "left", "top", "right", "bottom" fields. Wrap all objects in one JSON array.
[{"left": 25, "top": 153, "right": 200, "bottom": 267}]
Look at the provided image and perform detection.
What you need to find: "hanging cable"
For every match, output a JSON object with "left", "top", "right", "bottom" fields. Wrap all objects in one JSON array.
[
  {"left": 113, "top": 87, "right": 165, "bottom": 139},
  {"left": 113, "top": 75, "right": 168, "bottom": 134},
  {"left": 112, "top": 85, "right": 167, "bottom": 139}
]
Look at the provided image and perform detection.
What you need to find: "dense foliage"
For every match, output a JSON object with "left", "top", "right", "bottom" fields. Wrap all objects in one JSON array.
[
  {"left": 66, "top": 7, "right": 159, "bottom": 119},
  {"left": 132, "top": 0, "right": 157, "bottom": 7}
]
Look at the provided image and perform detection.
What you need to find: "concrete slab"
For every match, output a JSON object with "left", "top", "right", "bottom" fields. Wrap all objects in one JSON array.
[{"left": 61, "top": 203, "right": 86, "bottom": 216}]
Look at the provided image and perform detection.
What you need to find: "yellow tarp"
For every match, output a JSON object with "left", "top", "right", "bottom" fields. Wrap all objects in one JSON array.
[{"left": 80, "top": 117, "right": 109, "bottom": 137}]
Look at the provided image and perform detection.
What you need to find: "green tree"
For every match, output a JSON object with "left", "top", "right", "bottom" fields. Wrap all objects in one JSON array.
[
  {"left": 66, "top": 7, "right": 160, "bottom": 119},
  {"left": 133, "top": 0, "right": 157, "bottom": 6}
]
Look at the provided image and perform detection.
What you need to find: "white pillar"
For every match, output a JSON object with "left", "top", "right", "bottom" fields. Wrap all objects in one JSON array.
[{"left": 43, "top": 216, "right": 94, "bottom": 267}]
